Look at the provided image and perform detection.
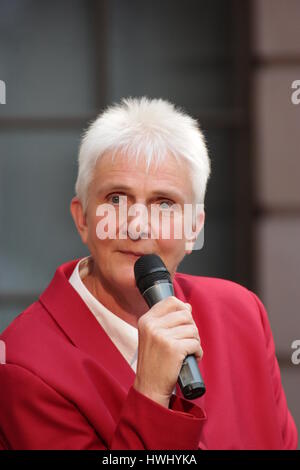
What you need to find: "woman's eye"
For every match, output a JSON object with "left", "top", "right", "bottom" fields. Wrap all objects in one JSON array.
[
  {"left": 108, "top": 194, "right": 123, "bottom": 205},
  {"left": 112, "top": 195, "right": 120, "bottom": 204},
  {"left": 159, "top": 200, "right": 173, "bottom": 209}
]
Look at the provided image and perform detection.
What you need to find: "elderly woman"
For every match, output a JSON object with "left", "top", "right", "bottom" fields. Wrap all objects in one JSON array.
[{"left": 0, "top": 98, "right": 297, "bottom": 450}]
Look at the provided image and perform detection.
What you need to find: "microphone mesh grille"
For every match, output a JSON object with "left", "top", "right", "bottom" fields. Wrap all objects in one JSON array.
[{"left": 134, "top": 254, "right": 171, "bottom": 293}]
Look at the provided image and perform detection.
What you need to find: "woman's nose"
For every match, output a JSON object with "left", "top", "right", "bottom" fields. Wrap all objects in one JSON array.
[{"left": 127, "top": 208, "right": 151, "bottom": 240}]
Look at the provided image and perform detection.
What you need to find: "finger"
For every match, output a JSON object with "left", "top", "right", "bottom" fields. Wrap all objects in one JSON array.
[
  {"left": 158, "top": 309, "right": 194, "bottom": 328},
  {"left": 178, "top": 338, "right": 204, "bottom": 360},
  {"left": 166, "top": 324, "right": 201, "bottom": 342},
  {"left": 150, "top": 297, "right": 192, "bottom": 317}
]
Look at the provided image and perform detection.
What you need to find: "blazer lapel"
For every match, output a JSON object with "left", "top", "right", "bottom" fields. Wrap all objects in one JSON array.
[{"left": 39, "top": 258, "right": 136, "bottom": 393}]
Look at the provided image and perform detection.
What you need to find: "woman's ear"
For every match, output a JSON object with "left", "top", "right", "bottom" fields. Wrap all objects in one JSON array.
[{"left": 70, "top": 197, "right": 89, "bottom": 245}]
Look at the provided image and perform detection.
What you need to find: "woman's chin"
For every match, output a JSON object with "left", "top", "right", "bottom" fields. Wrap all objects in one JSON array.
[{"left": 114, "top": 268, "right": 137, "bottom": 289}]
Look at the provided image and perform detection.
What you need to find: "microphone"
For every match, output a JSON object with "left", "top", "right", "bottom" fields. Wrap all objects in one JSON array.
[{"left": 134, "top": 254, "right": 206, "bottom": 400}]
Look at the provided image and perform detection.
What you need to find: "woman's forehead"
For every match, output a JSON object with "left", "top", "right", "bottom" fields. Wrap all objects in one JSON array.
[
  {"left": 95, "top": 150, "right": 188, "bottom": 177},
  {"left": 91, "top": 152, "right": 193, "bottom": 201}
]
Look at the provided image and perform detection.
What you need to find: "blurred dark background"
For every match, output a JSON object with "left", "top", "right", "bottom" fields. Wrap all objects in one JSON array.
[{"left": 0, "top": 0, "right": 299, "bottom": 438}]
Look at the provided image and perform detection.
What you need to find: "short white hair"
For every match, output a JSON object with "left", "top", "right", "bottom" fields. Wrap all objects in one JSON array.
[{"left": 75, "top": 97, "right": 211, "bottom": 213}]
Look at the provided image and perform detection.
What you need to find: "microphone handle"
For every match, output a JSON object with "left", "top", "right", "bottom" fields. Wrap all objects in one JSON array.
[
  {"left": 178, "top": 354, "right": 206, "bottom": 399},
  {"left": 142, "top": 282, "right": 206, "bottom": 400}
]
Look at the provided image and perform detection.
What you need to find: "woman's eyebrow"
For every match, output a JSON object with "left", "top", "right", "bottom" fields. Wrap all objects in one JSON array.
[
  {"left": 97, "top": 184, "right": 132, "bottom": 195},
  {"left": 96, "top": 184, "right": 184, "bottom": 201}
]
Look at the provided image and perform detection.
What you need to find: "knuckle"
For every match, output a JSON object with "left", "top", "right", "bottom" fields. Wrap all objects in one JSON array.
[
  {"left": 178, "top": 311, "right": 188, "bottom": 323},
  {"left": 190, "top": 339, "right": 202, "bottom": 353},
  {"left": 145, "top": 320, "right": 156, "bottom": 334},
  {"left": 137, "top": 318, "right": 144, "bottom": 331},
  {"left": 182, "top": 309, "right": 193, "bottom": 322},
  {"left": 163, "top": 297, "right": 192, "bottom": 315},
  {"left": 137, "top": 314, "right": 147, "bottom": 327},
  {"left": 168, "top": 296, "right": 184, "bottom": 307},
  {"left": 167, "top": 295, "right": 178, "bottom": 306},
  {"left": 193, "top": 325, "right": 200, "bottom": 337},
  {"left": 152, "top": 325, "right": 162, "bottom": 339},
  {"left": 138, "top": 314, "right": 152, "bottom": 331}
]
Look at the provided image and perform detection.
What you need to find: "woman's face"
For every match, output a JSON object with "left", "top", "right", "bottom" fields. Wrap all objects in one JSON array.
[{"left": 71, "top": 151, "right": 204, "bottom": 292}]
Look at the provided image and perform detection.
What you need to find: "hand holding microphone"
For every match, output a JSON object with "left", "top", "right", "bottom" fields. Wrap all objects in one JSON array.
[{"left": 133, "top": 254, "right": 206, "bottom": 408}]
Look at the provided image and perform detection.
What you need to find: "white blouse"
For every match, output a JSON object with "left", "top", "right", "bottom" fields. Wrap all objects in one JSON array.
[{"left": 68, "top": 255, "right": 138, "bottom": 372}]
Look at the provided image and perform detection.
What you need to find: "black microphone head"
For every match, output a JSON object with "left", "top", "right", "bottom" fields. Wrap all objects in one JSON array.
[{"left": 134, "top": 254, "right": 172, "bottom": 294}]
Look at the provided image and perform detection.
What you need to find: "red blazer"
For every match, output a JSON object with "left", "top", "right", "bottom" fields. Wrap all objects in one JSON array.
[{"left": 0, "top": 258, "right": 297, "bottom": 450}]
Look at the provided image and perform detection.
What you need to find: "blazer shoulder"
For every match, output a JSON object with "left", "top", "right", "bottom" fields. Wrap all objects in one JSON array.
[
  {"left": 175, "top": 272, "right": 267, "bottom": 332},
  {"left": 0, "top": 299, "right": 70, "bottom": 368},
  {"left": 1, "top": 299, "right": 56, "bottom": 337},
  {"left": 175, "top": 271, "right": 254, "bottom": 301}
]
